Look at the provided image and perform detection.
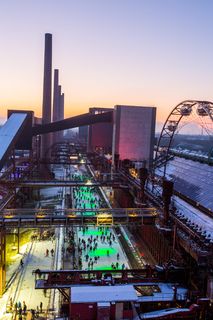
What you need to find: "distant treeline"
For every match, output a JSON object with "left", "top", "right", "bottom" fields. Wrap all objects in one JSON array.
[{"left": 155, "top": 134, "right": 213, "bottom": 153}]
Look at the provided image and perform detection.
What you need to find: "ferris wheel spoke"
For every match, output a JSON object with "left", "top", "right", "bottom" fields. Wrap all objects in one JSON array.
[{"left": 152, "top": 100, "right": 213, "bottom": 181}]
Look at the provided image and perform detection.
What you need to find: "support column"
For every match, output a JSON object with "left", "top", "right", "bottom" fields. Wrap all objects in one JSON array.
[
  {"left": 139, "top": 167, "right": 148, "bottom": 204},
  {"left": 17, "top": 228, "right": 20, "bottom": 254},
  {"left": 0, "top": 228, "right": 6, "bottom": 297},
  {"left": 162, "top": 179, "right": 174, "bottom": 225}
]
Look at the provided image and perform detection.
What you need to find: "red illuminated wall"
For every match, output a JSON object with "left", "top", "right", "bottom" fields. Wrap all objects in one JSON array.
[
  {"left": 87, "top": 108, "right": 113, "bottom": 153},
  {"left": 112, "top": 105, "right": 156, "bottom": 168}
]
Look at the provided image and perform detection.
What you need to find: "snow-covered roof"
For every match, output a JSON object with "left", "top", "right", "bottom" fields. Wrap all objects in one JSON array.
[
  {"left": 71, "top": 285, "right": 138, "bottom": 303},
  {"left": 136, "top": 283, "right": 187, "bottom": 302},
  {"left": 139, "top": 307, "right": 190, "bottom": 319},
  {"left": 97, "top": 302, "right": 110, "bottom": 307},
  {"left": 0, "top": 113, "right": 28, "bottom": 170},
  {"left": 157, "top": 156, "right": 213, "bottom": 212}
]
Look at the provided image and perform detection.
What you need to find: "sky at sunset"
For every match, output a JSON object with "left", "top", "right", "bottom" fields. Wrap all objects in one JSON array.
[{"left": 0, "top": 0, "right": 213, "bottom": 126}]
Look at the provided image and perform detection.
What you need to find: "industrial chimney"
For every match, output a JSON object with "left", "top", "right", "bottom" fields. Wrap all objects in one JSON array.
[{"left": 41, "top": 33, "right": 52, "bottom": 158}]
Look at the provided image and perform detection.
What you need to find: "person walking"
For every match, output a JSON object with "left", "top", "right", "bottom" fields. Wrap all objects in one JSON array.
[
  {"left": 9, "top": 297, "right": 13, "bottom": 311},
  {"left": 40, "top": 301, "right": 43, "bottom": 313},
  {"left": 23, "top": 301, "right": 27, "bottom": 314},
  {"left": 14, "top": 302, "right": 18, "bottom": 312},
  {"left": 31, "top": 309, "right": 35, "bottom": 319},
  {"left": 35, "top": 307, "right": 39, "bottom": 318}
]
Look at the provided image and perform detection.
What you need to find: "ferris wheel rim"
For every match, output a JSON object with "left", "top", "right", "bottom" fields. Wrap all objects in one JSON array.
[{"left": 153, "top": 100, "right": 213, "bottom": 178}]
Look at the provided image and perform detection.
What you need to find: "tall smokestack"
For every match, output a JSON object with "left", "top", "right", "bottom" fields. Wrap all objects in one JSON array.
[
  {"left": 55, "top": 85, "right": 61, "bottom": 142},
  {"left": 60, "top": 93, "right": 64, "bottom": 120},
  {"left": 59, "top": 92, "right": 65, "bottom": 141},
  {"left": 41, "top": 33, "right": 52, "bottom": 158},
  {"left": 53, "top": 69, "right": 59, "bottom": 122},
  {"left": 52, "top": 69, "right": 59, "bottom": 145}
]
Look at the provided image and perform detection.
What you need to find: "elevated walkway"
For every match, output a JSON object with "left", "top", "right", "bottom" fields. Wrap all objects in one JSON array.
[
  {"left": 0, "top": 207, "right": 157, "bottom": 228},
  {"left": 1, "top": 179, "right": 125, "bottom": 188}
]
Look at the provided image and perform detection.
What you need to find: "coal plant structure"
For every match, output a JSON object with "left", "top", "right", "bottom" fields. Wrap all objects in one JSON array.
[{"left": 0, "top": 33, "right": 212, "bottom": 320}]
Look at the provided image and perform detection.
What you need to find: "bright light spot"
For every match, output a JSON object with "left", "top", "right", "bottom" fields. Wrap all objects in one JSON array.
[
  {"left": 36, "top": 211, "right": 46, "bottom": 218},
  {"left": 86, "top": 180, "right": 92, "bottom": 185},
  {"left": 67, "top": 214, "right": 76, "bottom": 218},
  {"left": 4, "top": 212, "right": 14, "bottom": 218}
]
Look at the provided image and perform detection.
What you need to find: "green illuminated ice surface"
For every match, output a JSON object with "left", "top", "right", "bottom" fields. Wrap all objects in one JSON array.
[
  {"left": 88, "top": 247, "right": 117, "bottom": 257},
  {"left": 81, "top": 229, "right": 109, "bottom": 236}
]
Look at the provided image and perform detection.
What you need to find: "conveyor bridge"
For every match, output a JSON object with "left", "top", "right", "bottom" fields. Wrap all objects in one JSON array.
[
  {"left": 0, "top": 207, "right": 157, "bottom": 227},
  {"left": 33, "top": 268, "right": 167, "bottom": 289},
  {"left": 0, "top": 179, "right": 125, "bottom": 188}
]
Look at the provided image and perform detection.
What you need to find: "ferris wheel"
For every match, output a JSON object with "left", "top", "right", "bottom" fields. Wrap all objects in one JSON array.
[{"left": 153, "top": 100, "right": 213, "bottom": 178}]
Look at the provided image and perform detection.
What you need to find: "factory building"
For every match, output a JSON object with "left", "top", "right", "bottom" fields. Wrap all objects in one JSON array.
[
  {"left": 112, "top": 105, "right": 156, "bottom": 168},
  {"left": 87, "top": 107, "right": 114, "bottom": 154}
]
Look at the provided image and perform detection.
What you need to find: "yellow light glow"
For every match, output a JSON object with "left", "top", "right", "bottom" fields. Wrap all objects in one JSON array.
[
  {"left": 67, "top": 214, "right": 76, "bottom": 218},
  {"left": 129, "top": 212, "right": 138, "bottom": 217},
  {"left": 98, "top": 213, "right": 110, "bottom": 218},
  {"left": 4, "top": 213, "right": 14, "bottom": 219},
  {"left": 36, "top": 211, "right": 46, "bottom": 218}
]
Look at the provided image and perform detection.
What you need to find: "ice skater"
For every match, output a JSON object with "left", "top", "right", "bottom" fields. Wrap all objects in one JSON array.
[{"left": 20, "top": 259, "right": 24, "bottom": 268}]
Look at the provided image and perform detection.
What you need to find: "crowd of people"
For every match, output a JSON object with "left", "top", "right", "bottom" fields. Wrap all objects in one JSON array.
[
  {"left": 72, "top": 170, "right": 128, "bottom": 271},
  {"left": 8, "top": 299, "right": 43, "bottom": 319},
  {"left": 76, "top": 228, "right": 126, "bottom": 270},
  {"left": 73, "top": 186, "right": 104, "bottom": 211}
]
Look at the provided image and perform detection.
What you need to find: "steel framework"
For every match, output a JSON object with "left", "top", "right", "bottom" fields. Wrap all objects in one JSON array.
[
  {"left": 33, "top": 268, "right": 167, "bottom": 290},
  {"left": 0, "top": 207, "right": 157, "bottom": 228}
]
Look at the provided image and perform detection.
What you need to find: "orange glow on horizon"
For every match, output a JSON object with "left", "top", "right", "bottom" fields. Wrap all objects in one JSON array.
[{"left": 0, "top": 99, "right": 185, "bottom": 125}]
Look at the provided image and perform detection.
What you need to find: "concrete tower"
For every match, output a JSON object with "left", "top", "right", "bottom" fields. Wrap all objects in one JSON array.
[
  {"left": 41, "top": 33, "right": 52, "bottom": 158},
  {"left": 52, "top": 69, "right": 59, "bottom": 122},
  {"left": 56, "top": 85, "right": 62, "bottom": 142},
  {"left": 60, "top": 93, "right": 64, "bottom": 120},
  {"left": 52, "top": 69, "right": 59, "bottom": 144},
  {"left": 58, "top": 85, "right": 62, "bottom": 112},
  {"left": 52, "top": 69, "right": 65, "bottom": 143},
  {"left": 59, "top": 92, "right": 65, "bottom": 141}
]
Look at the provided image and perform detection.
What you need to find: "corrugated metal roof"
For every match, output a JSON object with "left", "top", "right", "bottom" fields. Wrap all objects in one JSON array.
[{"left": 0, "top": 113, "right": 28, "bottom": 170}]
